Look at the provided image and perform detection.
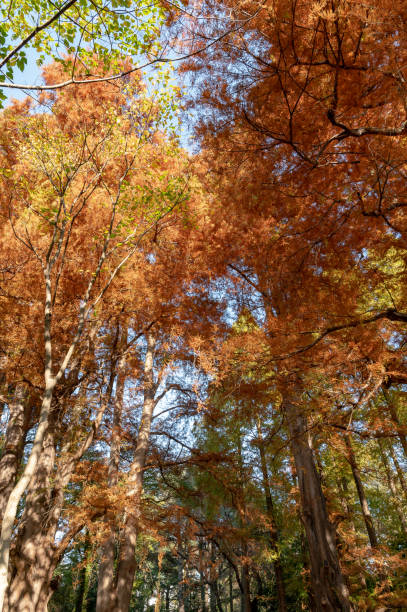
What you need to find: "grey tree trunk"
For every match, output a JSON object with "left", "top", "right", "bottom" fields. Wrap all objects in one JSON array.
[
  {"left": 96, "top": 347, "right": 127, "bottom": 612},
  {"left": 0, "top": 267, "right": 58, "bottom": 610},
  {"left": 284, "top": 395, "right": 352, "bottom": 611},
  {"left": 344, "top": 434, "right": 378, "bottom": 548},
  {"left": 7, "top": 418, "right": 56, "bottom": 611},
  {"left": 240, "top": 563, "right": 251, "bottom": 612},
  {"left": 388, "top": 443, "right": 407, "bottom": 497},
  {"left": 378, "top": 439, "right": 407, "bottom": 537},
  {"left": 0, "top": 387, "right": 29, "bottom": 526},
  {"left": 228, "top": 567, "right": 234, "bottom": 612},
  {"left": 210, "top": 542, "right": 217, "bottom": 612},
  {"left": 96, "top": 332, "right": 157, "bottom": 612},
  {"left": 337, "top": 478, "right": 356, "bottom": 531},
  {"left": 256, "top": 422, "right": 287, "bottom": 612},
  {"left": 199, "top": 538, "right": 207, "bottom": 612},
  {"left": 178, "top": 551, "right": 186, "bottom": 612},
  {"left": 382, "top": 389, "right": 407, "bottom": 458},
  {"left": 5, "top": 360, "right": 115, "bottom": 611},
  {"left": 0, "top": 379, "right": 56, "bottom": 611},
  {"left": 74, "top": 534, "right": 92, "bottom": 612},
  {"left": 154, "top": 564, "right": 162, "bottom": 612}
]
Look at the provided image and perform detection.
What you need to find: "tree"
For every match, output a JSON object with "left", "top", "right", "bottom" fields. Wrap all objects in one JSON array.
[
  {"left": 0, "top": 0, "right": 260, "bottom": 102},
  {"left": 0, "top": 0, "right": 165, "bottom": 99},
  {"left": 0, "top": 60, "right": 191, "bottom": 608},
  {"left": 180, "top": 0, "right": 407, "bottom": 607},
  {"left": 3, "top": 2, "right": 407, "bottom": 608}
]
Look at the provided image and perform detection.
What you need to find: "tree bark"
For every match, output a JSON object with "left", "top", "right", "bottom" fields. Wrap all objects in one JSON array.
[
  {"left": 178, "top": 551, "right": 186, "bottom": 612},
  {"left": 0, "top": 267, "right": 59, "bottom": 608},
  {"left": 388, "top": 443, "right": 407, "bottom": 498},
  {"left": 199, "top": 538, "right": 207, "bottom": 612},
  {"left": 210, "top": 542, "right": 217, "bottom": 612},
  {"left": 377, "top": 439, "right": 407, "bottom": 537},
  {"left": 96, "top": 347, "right": 127, "bottom": 612},
  {"left": 289, "top": 461, "right": 316, "bottom": 610},
  {"left": 154, "top": 564, "right": 162, "bottom": 612},
  {"left": 344, "top": 434, "right": 378, "bottom": 548},
  {"left": 240, "top": 562, "right": 251, "bottom": 612},
  {"left": 256, "top": 422, "right": 287, "bottom": 612},
  {"left": 215, "top": 579, "right": 223, "bottom": 612},
  {"left": 284, "top": 395, "right": 352, "bottom": 611},
  {"left": 7, "top": 416, "right": 56, "bottom": 611},
  {"left": 0, "top": 386, "right": 30, "bottom": 526},
  {"left": 99, "top": 332, "right": 157, "bottom": 612},
  {"left": 74, "top": 534, "right": 92, "bottom": 612},
  {"left": 0, "top": 378, "right": 56, "bottom": 610},
  {"left": 235, "top": 431, "right": 253, "bottom": 612},
  {"left": 382, "top": 389, "right": 407, "bottom": 458},
  {"left": 3, "top": 362, "right": 114, "bottom": 611},
  {"left": 228, "top": 566, "right": 234, "bottom": 612},
  {"left": 337, "top": 478, "right": 357, "bottom": 532}
]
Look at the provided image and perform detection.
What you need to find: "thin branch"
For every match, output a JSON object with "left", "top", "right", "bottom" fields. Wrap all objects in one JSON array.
[
  {"left": 0, "top": 7, "right": 265, "bottom": 91},
  {"left": 0, "top": 0, "right": 79, "bottom": 71}
]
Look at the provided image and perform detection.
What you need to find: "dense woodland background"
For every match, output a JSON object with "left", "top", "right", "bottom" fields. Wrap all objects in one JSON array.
[{"left": 1, "top": 1, "right": 407, "bottom": 610}]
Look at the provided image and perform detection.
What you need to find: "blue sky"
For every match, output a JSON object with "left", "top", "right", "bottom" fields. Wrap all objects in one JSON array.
[{"left": 3, "top": 47, "right": 43, "bottom": 105}]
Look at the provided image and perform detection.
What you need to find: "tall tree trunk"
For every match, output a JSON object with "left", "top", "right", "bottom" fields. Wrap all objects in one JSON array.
[
  {"left": 199, "top": 538, "right": 207, "bottom": 612},
  {"left": 7, "top": 417, "right": 56, "bottom": 611},
  {"left": 6, "top": 357, "right": 115, "bottom": 611},
  {"left": 0, "top": 386, "right": 30, "bottom": 525},
  {"left": 215, "top": 578, "right": 223, "bottom": 612},
  {"left": 236, "top": 431, "right": 252, "bottom": 612},
  {"left": 240, "top": 563, "right": 251, "bottom": 612},
  {"left": 80, "top": 562, "right": 93, "bottom": 612},
  {"left": 4, "top": 364, "right": 114, "bottom": 611},
  {"left": 75, "top": 565, "right": 87, "bottom": 612},
  {"left": 388, "top": 443, "right": 407, "bottom": 497},
  {"left": 252, "top": 571, "right": 263, "bottom": 612},
  {"left": 74, "top": 534, "right": 92, "bottom": 612},
  {"left": 154, "top": 551, "right": 163, "bottom": 612},
  {"left": 256, "top": 422, "right": 287, "bottom": 612},
  {"left": 178, "top": 552, "right": 186, "bottom": 612},
  {"left": 284, "top": 396, "right": 352, "bottom": 611},
  {"left": 289, "top": 461, "right": 316, "bottom": 610},
  {"left": 106, "top": 332, "right": 157, "bottom": 612},
  {"left": 210, "top": 542, "right": 218, "bottom": 612},
  {"left": 336, "top": 478, "right": 367, "bottom": 591},
  {"left": 201, "top": 581, "right": 207, "bottom": 612},
  {"left": 344, "top": 434, "right": 378, "bottom": 548},
  {"left": 0, "top": 267, "right": 59, "bottom": 609},
  {"left": 96, "top": 347, "right": 127, "bottom": 612},
  {"left": 337, "top": 478, "right": 357, "bottom": 533},
  {"left": 228, "top": 566, "right": 234, "bottom": 612},
  {"left": 154, "top": 576, "right": 162, "bottom": 612},
  {"left": 0, "top": 387, "right": 56, "bottom": 611},
  {"left": 382, "top": 389, "right": 407, "bottom": 458},
  {"left": 377, "top": 439, "right": 407, "bottom": 537}
]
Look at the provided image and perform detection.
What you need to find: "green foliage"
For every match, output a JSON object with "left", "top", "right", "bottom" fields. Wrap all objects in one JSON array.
[{"left": 0, "top": 0, "right": 171, "bottom": 105}]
